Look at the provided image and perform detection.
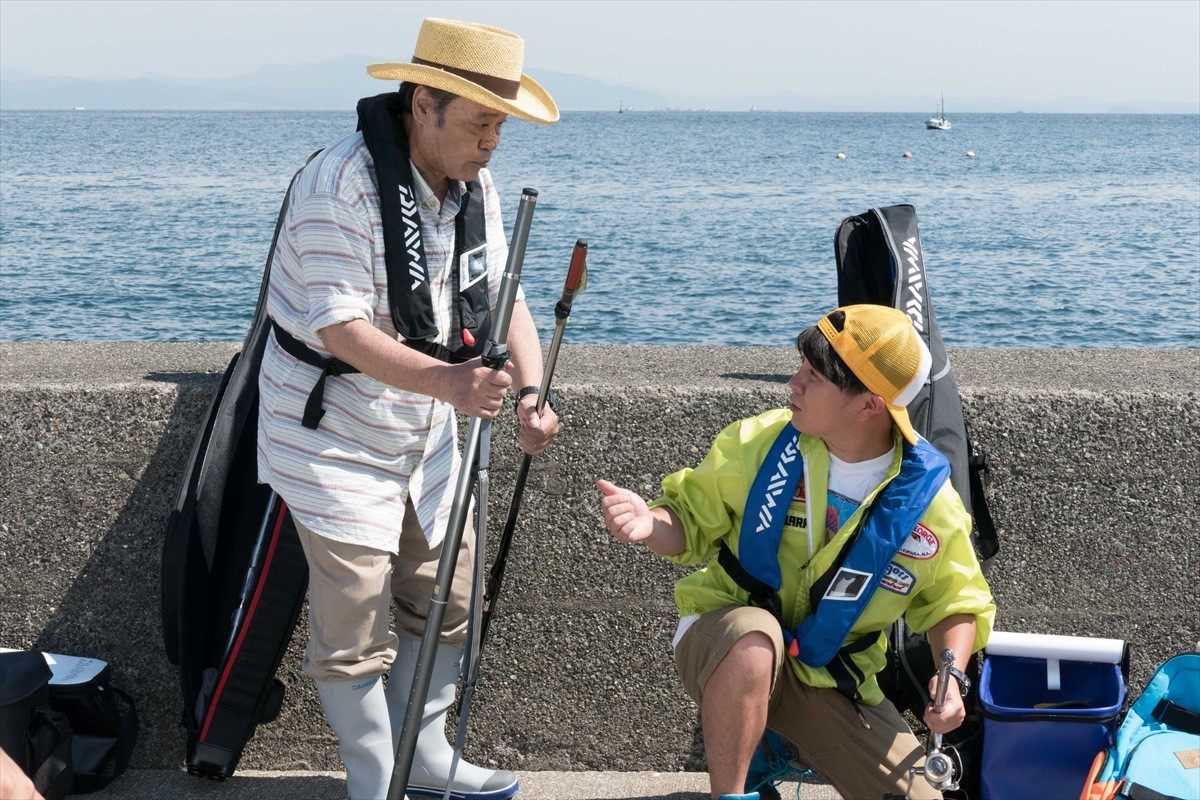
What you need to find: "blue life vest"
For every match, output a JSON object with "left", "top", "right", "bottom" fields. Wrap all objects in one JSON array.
[{"left": 727, "top": 426, "right": 950, "bottom": 670}]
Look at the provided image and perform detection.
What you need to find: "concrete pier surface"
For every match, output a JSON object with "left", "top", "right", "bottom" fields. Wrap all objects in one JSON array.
[{"left": 1, "top": 344, "right": 1197, "bottom": 789}]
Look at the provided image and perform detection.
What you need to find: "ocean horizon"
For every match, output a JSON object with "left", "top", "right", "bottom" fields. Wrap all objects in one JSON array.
[{"left": 2, "top": 109, "right": 1198, "bottom": 348}]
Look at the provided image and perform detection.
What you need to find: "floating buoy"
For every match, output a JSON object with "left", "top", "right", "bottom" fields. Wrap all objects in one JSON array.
[
  {"left": 966, "top": 150, "right": 976, "bottom": 158},
  {"left": 902, "top": 151, "right": 912, "bottom": 159},
  {"left": 836, "top": 152, "right": 847, "bottom": 160}
]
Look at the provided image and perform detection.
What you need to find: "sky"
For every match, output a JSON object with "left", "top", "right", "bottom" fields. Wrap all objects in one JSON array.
[{"left": 2, "top": 0, "right": 1199, "bottom": 111}]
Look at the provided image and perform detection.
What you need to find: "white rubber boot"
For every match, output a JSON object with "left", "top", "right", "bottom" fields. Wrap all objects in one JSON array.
[
  {"left": 386, "top": 638, "right": 519, "bottom": 800},
  {"left": 315, "top": 675, "right": 407, "bottom": 800}
]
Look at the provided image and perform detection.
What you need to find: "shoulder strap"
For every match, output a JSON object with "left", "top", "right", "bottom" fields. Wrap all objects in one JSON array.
[
  {"left": 193, "top": 149, "right": 321, "bottom": 566},
  {"left": 357, "top": 92, "right": 492, "bottom": 352},
  {"left": 357, "top": 92, "right": 438, "bottom": 341},
  {"left": 29, "top": 708, "right": 73, "bottom": 800},
  {"left": 717, "top": 542, "right": 780, "bottom": 618},
  {"left": 1152, "top": 697, "right": 1200, "bottom": 735},
  {"left": 791, "top": 439, "right": 950, "bottom": 668},
  {"left": 107, "top": 686, "right": 139, "bottom": 780},
  {"left": 733, "top": 426, "right": 803, "bottom": 593},
  {"left": 968, "top": 432, "right": 999, "bottom": 563}
]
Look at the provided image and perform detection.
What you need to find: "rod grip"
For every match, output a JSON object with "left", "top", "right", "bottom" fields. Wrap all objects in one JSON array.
[{"left": 555, "top": 239, "right": 588, "bottom": 318}]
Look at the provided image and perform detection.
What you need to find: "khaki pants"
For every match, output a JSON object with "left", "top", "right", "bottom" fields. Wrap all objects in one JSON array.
[
  {"left": 295, "top": 499, "right": 475, "bottom": 681},
  {"left": 674, "top": 605, "right": 941, "bottom": 800}
]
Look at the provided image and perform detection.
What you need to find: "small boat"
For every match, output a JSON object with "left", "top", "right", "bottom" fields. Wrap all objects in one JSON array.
[
  {"left": 618, "top": 100, "right": 624, "bottom": 114},
  {"left": 926, "top": 94, "right": 951, "bottom": 130}
]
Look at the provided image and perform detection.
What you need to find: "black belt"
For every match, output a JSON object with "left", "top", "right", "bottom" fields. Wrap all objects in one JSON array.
[{"left": 270, "top": 320, "right": 462, "bottom": 430}]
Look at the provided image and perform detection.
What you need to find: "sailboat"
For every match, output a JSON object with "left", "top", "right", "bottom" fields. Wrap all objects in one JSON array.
[
  {"left": 926, "top": 94, "right": 951, "bottom": 130},
  {"left": 618, "top": 100, "right": 624, "bottom": 114}
]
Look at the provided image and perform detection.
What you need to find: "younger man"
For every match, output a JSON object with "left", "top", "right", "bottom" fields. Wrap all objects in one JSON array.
[{"left": 599, "top": 305, "right": 995, "bottom": 800}]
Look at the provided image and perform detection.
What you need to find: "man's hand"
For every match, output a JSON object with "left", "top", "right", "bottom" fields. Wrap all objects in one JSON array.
[
  {"left": 515, "top": 394, "right": 559, "bottom": 456},
  {"left": 1, "top": 745, "right": 44, "bottom": 800},
  {"left": 443, "top": 358, "right": 513, "bottom": 419},
  {"left": 597, "top": 479, "right": 656, "bottom": 543},
  {"left": 924, "top": 671, "right": 966, "bottom": 735}
]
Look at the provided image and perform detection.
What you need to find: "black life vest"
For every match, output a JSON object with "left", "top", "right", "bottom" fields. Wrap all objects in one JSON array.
[{"left": 271, "top": 91, "right": 493, "bottom": 430}]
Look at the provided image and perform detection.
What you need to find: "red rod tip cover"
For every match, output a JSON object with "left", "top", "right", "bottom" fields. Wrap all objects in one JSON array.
[{"left": 565, "top": 243, "right": 588, "bottom": 291}]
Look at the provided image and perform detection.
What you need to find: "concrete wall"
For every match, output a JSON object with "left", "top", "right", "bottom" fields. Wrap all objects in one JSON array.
[{"left": 1, "top": 344, "right": 1197, "bottom": 773}]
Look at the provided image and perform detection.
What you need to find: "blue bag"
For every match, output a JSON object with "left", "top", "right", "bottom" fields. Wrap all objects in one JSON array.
[{"left": 1081, "top": 651, "right": 1200, "bottom": 800}]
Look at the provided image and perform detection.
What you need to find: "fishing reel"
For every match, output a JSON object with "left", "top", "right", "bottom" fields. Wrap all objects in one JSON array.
[{"left": 904, "top": 648, "right": 964, "bottom": 796}]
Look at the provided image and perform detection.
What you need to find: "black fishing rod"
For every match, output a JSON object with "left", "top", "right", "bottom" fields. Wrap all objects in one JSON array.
[
  {"left": 479, "top": 238, "right": 587, "bottom": 648},
  {"left": 440, "top": 240, "right": 588, "bottom": 792},
  {"left": 387, "top": 187, "right": 539, "bottom": 800}
]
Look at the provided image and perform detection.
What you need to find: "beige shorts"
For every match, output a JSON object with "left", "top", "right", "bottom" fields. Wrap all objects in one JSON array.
[
  {"left": 674, "top": 605, "right": 941, "bottom": 800},
  {"left": 294, "top": 498, "right": 476, "bottom": 681}
]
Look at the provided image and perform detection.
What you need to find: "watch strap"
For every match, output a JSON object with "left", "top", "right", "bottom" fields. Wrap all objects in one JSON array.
[
  {"left": 947, "top": 665, "right": 971, "bottom": 697},
  {"left": 515, "top": 386, "right": 557, "bottom": 413}
]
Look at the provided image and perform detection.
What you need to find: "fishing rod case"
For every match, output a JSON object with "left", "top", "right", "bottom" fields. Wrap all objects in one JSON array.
[
  {"left": 161, "top": 168, "right": 310, "bottom": 779},
  {"left": 835, "top": 203, "right": 1000, "bottom": 799}
]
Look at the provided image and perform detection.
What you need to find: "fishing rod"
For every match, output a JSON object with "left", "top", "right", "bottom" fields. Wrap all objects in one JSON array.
[
  {"left": 904, "top": 648, "right": 962, "bottom": 797},
  {"left": 479, "top": 238, "right": 587, "bottom": 648},
  {"left": 387, "top": 187, "right": 539, "bottom": 800},
  {"left": 439, "top": 240, "right": 588, "bottom": 792}
]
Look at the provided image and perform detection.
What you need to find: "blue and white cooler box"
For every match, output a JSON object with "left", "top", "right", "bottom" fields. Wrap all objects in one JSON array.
[{"left": 980, "top": 631, "right": 1127, "bottom": 800}]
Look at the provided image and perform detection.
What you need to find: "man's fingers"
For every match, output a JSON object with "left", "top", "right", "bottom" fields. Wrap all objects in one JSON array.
[{"left": 485, "top": 368, "right": 513, "bottom": 388}]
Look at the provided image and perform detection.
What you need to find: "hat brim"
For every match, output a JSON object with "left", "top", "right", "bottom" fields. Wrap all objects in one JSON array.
[
  {"left": 366, "top": 62, "right": 558, "bottom": 125},
  {"left": 888, "top": 405, "right": 920, "bottom": 446}
]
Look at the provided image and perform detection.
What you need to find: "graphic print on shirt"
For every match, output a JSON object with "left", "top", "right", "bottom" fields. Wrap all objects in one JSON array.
[
  {"left": 826, "top": 490, "right": 862, "bottom": 544},
  {"left": 898, "top": 522, "right": 940, "bottom": 560}
]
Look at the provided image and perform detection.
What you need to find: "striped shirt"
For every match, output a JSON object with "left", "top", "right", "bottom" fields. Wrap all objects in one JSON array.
[{"left": 256, "top": 130, "right": 518, "bottom": 551}]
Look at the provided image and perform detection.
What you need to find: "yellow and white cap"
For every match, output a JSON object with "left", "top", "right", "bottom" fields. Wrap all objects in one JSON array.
[{"left": 817, "top": 304, "right": 931, "bottom": 445}]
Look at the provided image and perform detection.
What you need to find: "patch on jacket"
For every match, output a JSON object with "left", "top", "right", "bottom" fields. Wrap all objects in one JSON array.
[
  {"left": 823, "top": 567, "right": 871, "bottom": 601},
  {"left": 880, "top": 563, "right": 916, "bottom": 595},
  {"left": 898, "top": 523, "right": 940, "bottom": 560}
]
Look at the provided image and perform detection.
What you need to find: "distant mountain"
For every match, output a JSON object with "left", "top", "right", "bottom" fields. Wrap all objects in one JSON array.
[
  {"left": 2, "top": 58, "right": 1194, "bottom": 113},
  {"left": 0, "top": 57, "right": 666, "bottom": 111}
]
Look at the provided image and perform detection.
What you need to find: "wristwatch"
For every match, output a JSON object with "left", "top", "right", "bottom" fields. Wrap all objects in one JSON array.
[
  {"left": 946, "top": 665, "right": 972, "bottom": 697},
  {"left": 515, "top": 386, "right": 558, "bottom": 413}
]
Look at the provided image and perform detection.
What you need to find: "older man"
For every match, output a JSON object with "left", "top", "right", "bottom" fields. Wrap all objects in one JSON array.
[
  {"left": 257, "top": 18, "right": 559, "bottom": 800},
  {"left": 599, "top": 305, "right": 995, "bottom": 800}
]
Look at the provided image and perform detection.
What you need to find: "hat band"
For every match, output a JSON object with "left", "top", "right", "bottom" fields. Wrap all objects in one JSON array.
[{"left": 411, "top": 56, "right": 521, "bottom": 100}]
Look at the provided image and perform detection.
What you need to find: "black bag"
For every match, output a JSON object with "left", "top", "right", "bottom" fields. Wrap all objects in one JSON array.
[
  {"left": 0, "top": 649, "right": 138, "bottom": 797},
  {"left": 834, "top": 204, "right": 996, "bottom": 799},
  {"left": 0, "top": 650, "right": 73, "bottom": 800},
  {"left": 160, "top": 159, "right": 312, "bottom": 780},
  {"left": 46, "top": 653, "right": 139, "bottom": 794}
]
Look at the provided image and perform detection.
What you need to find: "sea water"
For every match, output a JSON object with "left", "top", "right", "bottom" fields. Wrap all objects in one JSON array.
[{"left": 1, "top": 110, "right": 1197, "bottom": 347}]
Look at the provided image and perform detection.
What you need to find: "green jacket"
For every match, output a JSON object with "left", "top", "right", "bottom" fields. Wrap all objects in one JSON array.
[{"left": 650, "top": 408, "right": 996, "bottom": 706}]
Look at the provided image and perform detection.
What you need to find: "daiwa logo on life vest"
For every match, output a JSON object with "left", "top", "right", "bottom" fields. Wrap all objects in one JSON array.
[
  {"left": 880, "top": 563, "right": 916, "bottom": 595},
  {"left": 755, "top": 439, "right": 799, "bottom": 534},
  {"left": 397, "top": 184, "right": 427, "bottom": 290},
  {"left": 899, "top": 523, "right": 940, "bottom": 560},
  {"left": 901, "top": 237, "right": 925, "bottom": 334},
  {"left": 823, "top": 567, "right": 871, "bottom": 601}
]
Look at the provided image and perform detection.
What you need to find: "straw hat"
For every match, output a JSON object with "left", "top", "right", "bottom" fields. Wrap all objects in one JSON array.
[{"left": 367, "top": 18, "right": 558, "bottom": 125}]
